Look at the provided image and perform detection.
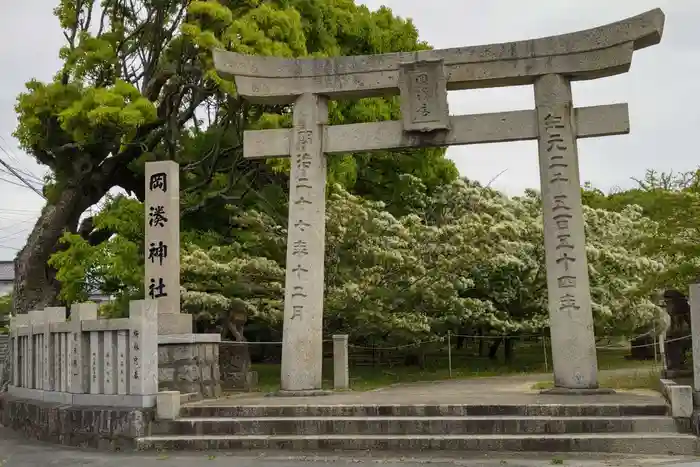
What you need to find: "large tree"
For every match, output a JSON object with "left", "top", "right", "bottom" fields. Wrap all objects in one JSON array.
[
  {"left": 583, "top": 169, "right": 700, "bottom": 290},
  {"left": 12, "top": 0, "right": 457, "bottom": 314}
]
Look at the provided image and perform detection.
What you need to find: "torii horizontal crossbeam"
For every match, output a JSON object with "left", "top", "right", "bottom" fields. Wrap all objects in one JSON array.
[
  {"left": 242, "top": 104, "right": 629, "bottom": 159},
  {"left": 213, "top": 9, "right": 664, "bottom": 104}
]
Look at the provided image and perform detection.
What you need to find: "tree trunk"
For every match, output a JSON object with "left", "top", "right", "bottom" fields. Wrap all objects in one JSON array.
[{"left": 13, "top": 187, "right": 96, "bottom": 315}]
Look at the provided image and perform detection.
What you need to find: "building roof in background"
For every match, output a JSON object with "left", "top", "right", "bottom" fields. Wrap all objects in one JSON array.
[{"left": 0, "top": 261, "right": 13, "bottom": 282}]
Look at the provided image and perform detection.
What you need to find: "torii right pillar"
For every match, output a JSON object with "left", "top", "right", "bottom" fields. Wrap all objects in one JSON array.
[{"left": 535, "top": 73, "right": 606, "bottom": 392}]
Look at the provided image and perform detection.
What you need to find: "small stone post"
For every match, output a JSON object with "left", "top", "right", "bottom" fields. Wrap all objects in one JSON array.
[
  {"left": 27, "top": 309, "right": 44, "bottom": 388},
  {"left": 69, "top": 302, "right": 97, "bottom": 394},
  {"left": 333, "top": 334, "right": 349, "bottom": 390},
  {"left": 42, "top": 307, "right": 65, "bottom": 391},
  {"left": 688, "top": 283, "right": 700, "bottom": 404},
  {"left": 129, "top": 300, "right": 159, "bottom": 400},
  {"left": 156, "top": 390, "right": 181, "bottom": 420},
  {"left": 10, "top": 314, "right": 29, "bottom": 387}
]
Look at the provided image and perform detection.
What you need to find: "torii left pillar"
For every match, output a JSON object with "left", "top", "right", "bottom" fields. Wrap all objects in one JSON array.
[{"left": 279, "top": 93, "right": 329, "bottom": 393}]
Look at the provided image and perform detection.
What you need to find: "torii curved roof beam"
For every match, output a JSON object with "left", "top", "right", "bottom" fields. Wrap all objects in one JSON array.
[{"left": 213, "top": 8, "right": 664, "bottom": 104}]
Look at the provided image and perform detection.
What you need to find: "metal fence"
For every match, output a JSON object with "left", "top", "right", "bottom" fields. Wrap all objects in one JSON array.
[{"left": 218, "top": 330, "right": 679, "bottom": 390}]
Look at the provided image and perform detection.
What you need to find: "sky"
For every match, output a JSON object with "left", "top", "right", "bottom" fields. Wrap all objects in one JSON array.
[{"left": 0, "top": 0, "right": 696, "bottom": 260}]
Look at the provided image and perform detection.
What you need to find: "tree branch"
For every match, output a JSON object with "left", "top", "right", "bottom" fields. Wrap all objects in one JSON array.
[{"left": 78, "top": 215, "right": 114, "bottom": 246}]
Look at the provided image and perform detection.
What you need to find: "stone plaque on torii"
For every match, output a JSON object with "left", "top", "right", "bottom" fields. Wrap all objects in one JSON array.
[{"left": 213, "top": 9, "right": 665, "bottom": 393}]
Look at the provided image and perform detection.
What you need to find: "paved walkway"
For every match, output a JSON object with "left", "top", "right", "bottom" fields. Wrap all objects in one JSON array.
[{"left": 193, "top": 370, "right": 665, "bottom": 407}]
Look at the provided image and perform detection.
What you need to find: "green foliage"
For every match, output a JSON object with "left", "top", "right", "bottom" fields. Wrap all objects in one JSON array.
[
  {"left": 583, "top": 169, "right": 700, "bottom": 291},
  {"left": 49, "top": 195, "right": 144, "bottom": 310},
  {"left": 183, "top": 0, "right": 458, "bottom": 212}
]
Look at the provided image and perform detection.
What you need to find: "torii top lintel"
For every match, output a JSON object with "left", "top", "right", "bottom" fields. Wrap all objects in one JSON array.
[{"left": 212, "top": 8, "right": 664, "bottom": 105}]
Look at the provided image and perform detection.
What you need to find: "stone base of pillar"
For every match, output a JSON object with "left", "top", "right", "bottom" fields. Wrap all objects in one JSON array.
[
  {"left": 272, "top": 389, "right": 333, "bottom": 397},
  {"left": 157, "top": 334, "right": 221, "bottom": 399},
  {"left": 540, "top": 387, "right": 616, "bottom": 395}
]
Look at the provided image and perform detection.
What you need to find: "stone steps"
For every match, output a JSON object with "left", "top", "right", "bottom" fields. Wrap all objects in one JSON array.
[
  {"left": 140, "top": 403, "right": 696, "bottom": 454},
  {"left": 180, "top": 403, "right": 670, "bottom": 418},
  {"left": 135, "top": 432, "right": 699, "bottom": 454},
  {"left": 151, "top": 415, "right": 685, "bottom": 436}
]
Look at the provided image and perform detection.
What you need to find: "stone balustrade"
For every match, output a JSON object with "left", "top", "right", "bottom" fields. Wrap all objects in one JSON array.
[{"left": 8, "top": 300, "right": 158, "bottom": 407}]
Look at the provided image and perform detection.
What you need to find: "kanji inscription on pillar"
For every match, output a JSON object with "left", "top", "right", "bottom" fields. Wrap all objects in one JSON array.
[{"left": 144, "top": 161, "right": 181, "bottom": 314}]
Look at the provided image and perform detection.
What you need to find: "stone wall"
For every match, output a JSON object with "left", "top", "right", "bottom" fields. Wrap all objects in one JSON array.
[
  {"left": 158, "top": 338, "right": 221, "bottom": 398},
  {"left": 0, "top": 394, "right": 153, "bottom": 450}
]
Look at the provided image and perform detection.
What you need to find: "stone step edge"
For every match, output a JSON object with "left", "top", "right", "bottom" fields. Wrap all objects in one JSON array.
[
  {"left": 136, "top": 432, "right": 698, "bottom": 455},
  {"left": 180, "top": 392, "right": 201, "bottom": 404},
  {"left": 181, "top": 405, "right": 670, "bottom": 416},
  {"left": 139, "top": 433, "right": 698, "bottom": 441},
  {"left": 171, "top": 415, "right": 675, "bottom": 422},
  {"left": 183, "top": 403, "right": 668, "bottom": 408}
]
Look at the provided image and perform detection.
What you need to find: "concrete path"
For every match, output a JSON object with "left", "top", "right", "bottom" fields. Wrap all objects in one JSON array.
[
  {"left": 193, "top": 369, "right": 664, "bottom": 407},
  {"left": 0, "top": 426, "right": 697, "bottom": 467}
]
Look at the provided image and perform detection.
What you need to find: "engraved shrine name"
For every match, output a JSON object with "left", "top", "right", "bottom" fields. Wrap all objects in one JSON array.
[{"left": 146, "top": 171, "right": 170, "bottom": 300}]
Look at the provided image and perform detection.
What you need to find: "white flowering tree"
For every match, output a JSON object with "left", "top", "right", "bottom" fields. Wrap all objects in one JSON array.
[
  {"left": 323, "top": 179, "right": 666, "bottom": 348},
  {"left": 582, "top": 203, "right": 666, "bottom": 335},
  {"left": 49, "top": 178, "right": 667, "bottom": 362}
]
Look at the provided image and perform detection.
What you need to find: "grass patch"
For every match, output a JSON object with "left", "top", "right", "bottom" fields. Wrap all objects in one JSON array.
[
  {"left": 531, "top": 368, "right": 661, "bottom": 391},
  {"left": 248, "top": 343, "right": 654, "bottom": 393}
]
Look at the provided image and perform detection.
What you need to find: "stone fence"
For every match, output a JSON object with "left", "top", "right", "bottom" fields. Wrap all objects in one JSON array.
[
  {"left": 0, "top": 334, "right": 9, "bottom": 360},
  {"left": 0, "top": 333, "right": 9, "bottom": 391},
  {"left": 8, "top": 300, "right": 158, "bottom": 408}
]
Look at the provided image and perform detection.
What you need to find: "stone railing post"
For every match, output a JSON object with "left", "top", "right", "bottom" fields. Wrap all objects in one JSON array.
[
  {"left": 688, "top": 283, "right": 700, "bottom": 404},
  {"left": 333, "top": 334, "right": 349, "bottom": 390},
  {"left": 42, "top": 307, "right": 65, "bottom": 391},
  {"left": 129, "top": 300, "right": 158, "bottom": 399},
  {"left": 27, "top": 309, "right": 46, "bottom": 389},
  {"left": 69, "top": 302, "right": 97, "bottom": 394},
  {"left": 10, "top": 314, "right": 29, "bottom": 387}
]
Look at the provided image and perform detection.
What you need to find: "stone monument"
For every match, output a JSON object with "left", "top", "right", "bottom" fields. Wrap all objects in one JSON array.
[
  {"left": 213, "top": 9, "right": 665, "bottom": 392},
  {"left": 144, "top": 161, "right": 192, "bottom": 335},
  {"left": 144, "top": 161, "right": 222, "bottom": 398}
]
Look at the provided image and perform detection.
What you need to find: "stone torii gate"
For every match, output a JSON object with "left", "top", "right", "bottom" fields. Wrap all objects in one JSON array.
[{"left": 213, "top": 9, "right": 664, "bottom": 393}]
